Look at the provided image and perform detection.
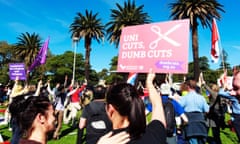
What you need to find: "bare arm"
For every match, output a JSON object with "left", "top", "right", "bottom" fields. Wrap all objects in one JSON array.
[
  {"left": 146, "top": 71, "right": 166, "bottom": 127},
  {"left": 64, "top": 75, "right": 68, "bottom": 88},
  {"left": 46, "top": 81, "right": 55, "bottom": 96},
  {"left": 202, "top": 83, "right": 217, "bottom": 97},
  {"left": 33, "top": 80, "right": 42, "bottom": 96},
  {"left": 179, "top": 113, "right": 188, "bottom": 125},
  {"left": 79, "top": 117, "right": 87, "bottom": 129},
  {"left": 10, "top": 77, "right": 19, "bottom": 97}
]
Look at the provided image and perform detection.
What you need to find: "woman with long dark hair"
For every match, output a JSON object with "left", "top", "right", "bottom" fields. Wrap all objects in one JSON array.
[{"left": 104, "top": 71, "right": 167, "bottom": 143}]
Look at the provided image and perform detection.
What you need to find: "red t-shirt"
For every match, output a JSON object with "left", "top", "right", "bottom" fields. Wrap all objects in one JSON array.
[{"left": 70, "top": 85, "right": 86, "bottom": 103}]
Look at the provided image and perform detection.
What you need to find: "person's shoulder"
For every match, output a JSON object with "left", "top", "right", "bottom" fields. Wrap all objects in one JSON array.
[
  {"left": 171, "top": 99, "right": 183, "bottom": 108},
  {"left": 135, "top": 120, "right": 167, "bottom": 144},
  {"left": 196, "top": 92, "right": 205, "bottom": 97},
  {"left": 19, "top": 139, "right": 42, "bottom": 144},
  {"left": 84, "top": 103, "right": 91, "bottom": 108},
  {"left": 90, "top": 100, "right": 105, "bottom": 106},
  {"left": 147, "top": 120, "right": 165, "bottom": 130},
  {"left": 85, "top": 101, "right": 105, "bottom": 112},
  {"left": 190, "top": 91, "right": 203, "bottom": 97},
  {"left": 169, "top": 98, "right": 178, "bottom": 104}
]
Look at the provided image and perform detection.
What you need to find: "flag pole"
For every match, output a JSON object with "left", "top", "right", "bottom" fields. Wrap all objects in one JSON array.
[{"left": 214, "top": 18, "right": 226, "bottom": 72}]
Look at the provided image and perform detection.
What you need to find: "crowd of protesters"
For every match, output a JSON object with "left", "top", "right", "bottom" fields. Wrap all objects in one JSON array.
[{"left": 0, "top": 68, "right": 240, "bottom": 144}]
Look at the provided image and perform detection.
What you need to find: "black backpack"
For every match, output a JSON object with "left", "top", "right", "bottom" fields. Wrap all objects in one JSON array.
[
  {"left": 163, "top": 98, "right": 176, "bottom": 137},
  {"left": 85, "top": 103, "right": 112, "bottom": 143},
  {"left": 207, "top": 96, "right": 226, "bottom": 129}
]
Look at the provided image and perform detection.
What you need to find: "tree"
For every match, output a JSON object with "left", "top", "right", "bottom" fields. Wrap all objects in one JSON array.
[
  {"left": 70, "top": 10, "right": 105, "bottom": 82},
  {"left": 188, "top": 56, "right": 210, "bottom": 79},
  {"left": 106, "top": 0, "right": 151, "bottom": 48},
  {"left": 169, "top": 0, "right": 224, "bottom": 80},
  {"left": 105, "top": 56, "right": 125, "bottom": 84},
  {"left": 97, "top": 68, "right": 109, "bottom": 80},
  {"left": 0, "top": 41, "right": 15, "bottom": 68},
  {"left": 0, "top": 41, "right": 19, "bottom": 84},
  {"left": 109, "top": 56, "right": 118, "bottom": 72},
  {"left": 199, "top": 56, "right": 210, "bottom": 71},
  {"left": 14, "top": 32, "right": 42, "bottom": 68},
  {"left": 46, "top": 51, "right": 85, "bottom": 84}
]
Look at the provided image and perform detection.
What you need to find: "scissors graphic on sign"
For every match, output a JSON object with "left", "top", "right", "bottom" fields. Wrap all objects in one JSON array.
[{"left": 149, "top": 24, "right": 182, "bottom": 49}]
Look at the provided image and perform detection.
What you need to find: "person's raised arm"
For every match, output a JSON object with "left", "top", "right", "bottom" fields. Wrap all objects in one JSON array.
[
  {"left": 10, "top": 77, "right": 19, "bottom": 97},
  {"left": 46, "top": 80, "right": 55, "bottom": 96},
  {"left": 146, "top": 71, "right": 166, "bottom": 127},
  {"left": 199, "top": 72, "right": 215, "bottom": 95},
  {"left": 64, "top": 75, "right": 68, "bottom": 88},
  {"left": 33, "top": 80, "right": 42, "bottom": 96}
]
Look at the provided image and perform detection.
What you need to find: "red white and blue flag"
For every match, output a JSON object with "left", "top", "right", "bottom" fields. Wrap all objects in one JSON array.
[
  {"left": 127, "top": 72, "right": 138, "bottom": 85},
  {"left": 211, "top": 18, "right": 220, "bottom": 63},
  {"left": 28, "top": 37, "right": 50, "bottom": 73}
]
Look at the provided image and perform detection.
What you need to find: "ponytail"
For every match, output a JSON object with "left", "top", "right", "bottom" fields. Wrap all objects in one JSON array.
[
  {"left": 106, "top": 83, "right": 146, "bottom": 138},
  {"left": 128, "top": 96, "right": 146, "bottom": 139}
]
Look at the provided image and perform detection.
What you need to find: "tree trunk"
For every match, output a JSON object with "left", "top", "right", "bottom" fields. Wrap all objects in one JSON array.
[
  {"left": 84, "top": 38, "right": 91, "bottom": 82},
  {"left": 192, "top": 18, "right": 200, "bottom": 81}
]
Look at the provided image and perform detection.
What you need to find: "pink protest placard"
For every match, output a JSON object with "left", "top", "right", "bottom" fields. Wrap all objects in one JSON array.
[{"left": 117, "top": 19, "right": 189, "bottom": 73}]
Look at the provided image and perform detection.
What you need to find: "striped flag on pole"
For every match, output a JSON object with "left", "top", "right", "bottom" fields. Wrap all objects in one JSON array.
[
  {"left": 211, "top": 18, "right": 220, "bottom": 63},
  {"left": 127, "top": 72, "right": 138, "bottom": 85},
  {"left": 28, "top": 37, "right": 50, "bottom": 73}
]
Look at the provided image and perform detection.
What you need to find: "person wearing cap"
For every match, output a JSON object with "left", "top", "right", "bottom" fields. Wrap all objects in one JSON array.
[{"left": 159, "top": 83, "right": 188, "bottom": 144}]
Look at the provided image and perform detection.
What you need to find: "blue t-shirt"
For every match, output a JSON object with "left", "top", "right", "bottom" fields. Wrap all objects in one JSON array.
[
  {"left": 145, "top": 95, "right": 185, "bottom": 116},
  {"left": 179, "top": 91, "right": 209, "bottom": 113}
]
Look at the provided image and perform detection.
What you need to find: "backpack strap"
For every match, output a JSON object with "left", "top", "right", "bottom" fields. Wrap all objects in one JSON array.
[{"left": 211, "top": 95, "right": 220, "bottom": 109}]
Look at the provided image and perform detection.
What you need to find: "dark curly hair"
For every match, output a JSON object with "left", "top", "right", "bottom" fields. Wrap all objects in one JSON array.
[{"left": 9, "top": 95, "right": 52, "bottom": 138}]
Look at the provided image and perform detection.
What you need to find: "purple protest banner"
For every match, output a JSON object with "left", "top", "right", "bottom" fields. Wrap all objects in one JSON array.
[{"left": 9, "top": 63, "right": 26, "bottom": 80}]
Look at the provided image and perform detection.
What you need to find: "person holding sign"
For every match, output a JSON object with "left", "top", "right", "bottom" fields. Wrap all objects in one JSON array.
[{"left": 103, "top": 70, "right": 167, "bottom": 143}]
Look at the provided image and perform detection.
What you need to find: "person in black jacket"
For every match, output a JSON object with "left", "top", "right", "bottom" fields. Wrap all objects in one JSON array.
[{"left": 77, "top": 85, "right": 112, "bottom": 144}]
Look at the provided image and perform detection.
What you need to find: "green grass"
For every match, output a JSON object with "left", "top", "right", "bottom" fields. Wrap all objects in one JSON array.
[
  {"left": 207, "top": 113, "right": 238, "bottom": 144},
  {"left": 0, "top": 107, "right": 239, "bottom": 144}
]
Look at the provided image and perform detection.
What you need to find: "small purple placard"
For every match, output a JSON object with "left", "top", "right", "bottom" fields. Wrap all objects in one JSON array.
[{"left": 9, "top": 63, "right": 26, "bottom": 80}]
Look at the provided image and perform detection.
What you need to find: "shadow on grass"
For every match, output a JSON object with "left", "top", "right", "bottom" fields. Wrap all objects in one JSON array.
[
  {"left": 1, "top": 135, "right": 10, "bottom": 141},
  {"left": 0, "top": 125, "right": 8, "bottom": 130},
  {"left": 47, "top": 123, "right": 77, "bottom": 141},
  {"left": 221, "top": 130, "right": 238, "bottom": 142},
  {"left": 0, "top": 125, "right": 11, "bottom": 141},
  {"left": 60, "top": 125, "right": 76, "bottom": 138}
]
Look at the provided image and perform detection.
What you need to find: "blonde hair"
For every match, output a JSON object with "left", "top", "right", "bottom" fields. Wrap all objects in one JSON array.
[
  {"left": 81, "top": 89, "right": 93, "bottom": 106},
  {"left": 11, "top": 85, "right": 23, "bottom": 97},
  {"left": 211, "top": 84, "right": 219, "bottom": 92}
]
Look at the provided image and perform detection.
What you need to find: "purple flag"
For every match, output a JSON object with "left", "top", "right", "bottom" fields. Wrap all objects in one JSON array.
[{"left": 28, "top": 37, "right": 49, "bottom": 72}]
